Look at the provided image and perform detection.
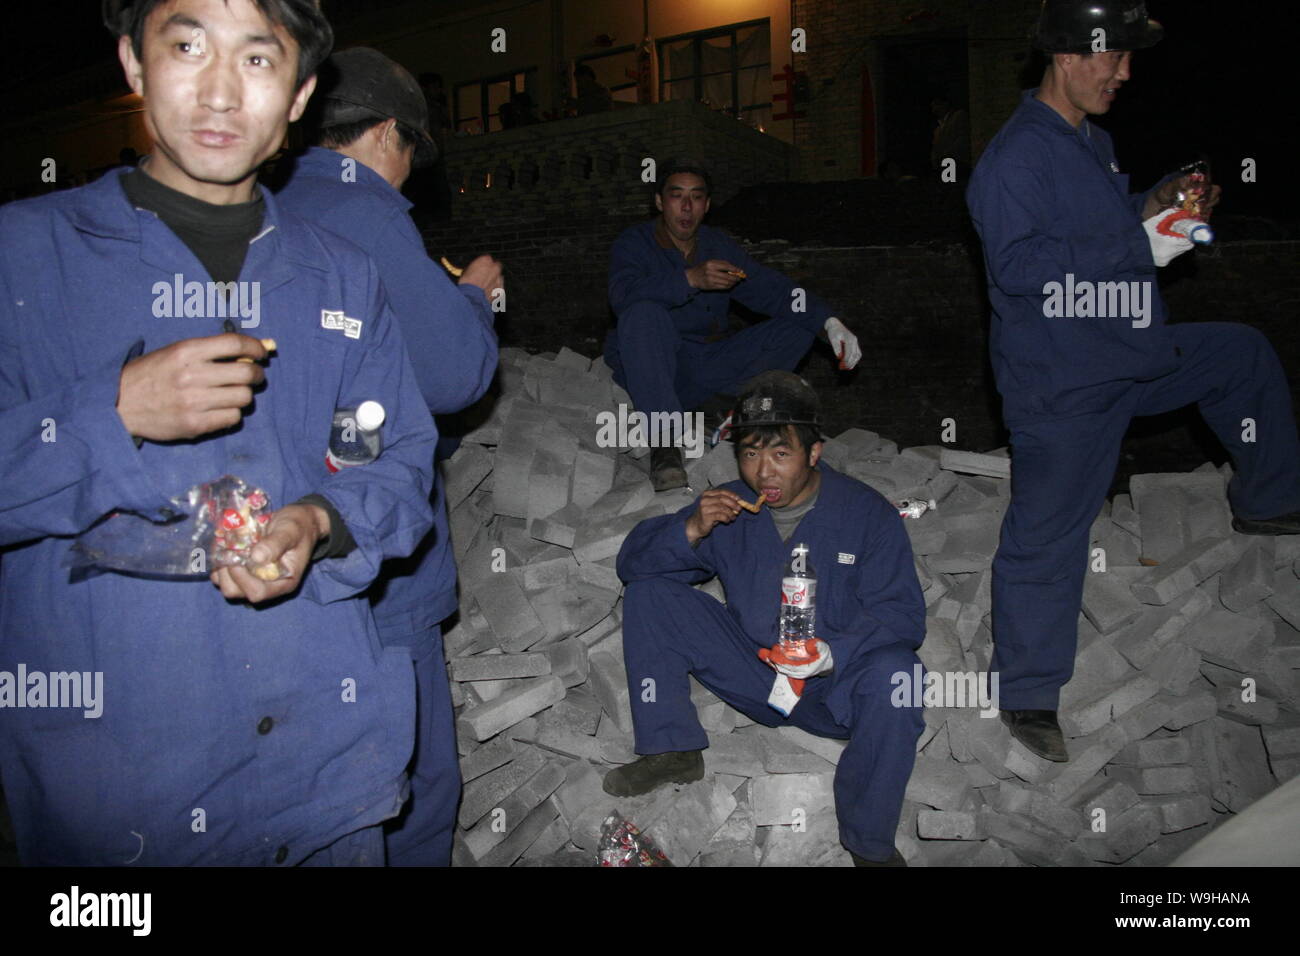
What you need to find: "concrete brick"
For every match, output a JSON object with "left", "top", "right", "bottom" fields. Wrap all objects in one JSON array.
[
  {"left": 1112, "top": 589, "right": 1212, "bottom": 669},
  {"left": 978, "top": 810, "right": 1063, "bottom": 866},
  {"left": 527, "top": 501, "right": 585, "bottom": 549},
  {"left": 1178, "top": 605, "right": 1273, "bottom": 672},
  {"left": 456, "top": 676, "right": 567, "bottom": 743},
  {"left": 751, "top": 771, "right": 836, "bottom": 826},
  {"left": 572, "top": 503, "right": 664, "bottom": 565},
  {"left": 759, "top": 808, "right": 854, "bottom": 867},
  {"left": 1130, "top": 472, "right": 1228, "bottom": 564},
  {"left": 468, "top": 571, "right": 548, "bottom": 653},
  {"left": 440, "top": 443, "right": 494, "bottom": 513},
  {"left": 1113, "top": 736, "right": 1190, "bottom": 766},
  {"left": 449, "top": 651, "right": 551, "bottom": 683},
  {"left": 1060, "top": 675, "right": 1160, "bottom": 738},
  {"left": 776, "top": 725, "right": 847, "bottom": 767},
  {"left": 1078, "top": 803, "right": 1162, "bottom": 863},
  {"left": 519, "top": 553, "right": 578, "bottom": 591},
  {"left": 1145, "top": 794, "right": 1212, "bottom": 833},
  {"left": 1073, "top": 777, "right": 1141, "bottom": 822},
  {"left": 479, "top": 797, "right": 562, "bottom": 867},
  {"left": 1046, "top": 723, "right": 1128, "bottom": 804},
  {"left": 588, "top": 648, "right": 633, "bottom": 734},
  {"left": 1082, "top": 567, "right": 1146, "bottom": 634},
  {"left": 1060, "top": 637, "right": 1136, "bottom": 710},
  {"left": 1210, "top": 717, "right": 1275, "bottom": 812},
  {"left": 1145, "top": 641, "right": 1203, "bottom": 694},
  {"left": 463, "top": 759, "right": 567, "bottom": 861},
  {"left": 1159, "top": 688, "right": 1218, "bottom": 730},
  {"left": 917, "top": 809, "right": 985, "bottom": 840},
  {"left": 1116, "top": 696, "right": 1174, "bottom": 743},
  {"left": 757, "top": 731, "right": 836, "bottom": 774},
  {"left": 570, "top": 449, "right": 616, "bottom": 509},
  {"left": 458, "top": 747, "right": 548, "bottom": 828},
  {"left": 1213, "top": 683, "right": 1279, "bottom": 725},
  {"left": 458, "top": 733, "right": 518, "bottom": 785},
  {"left": 1131, "top": 537, "right": 1242, "bottom": 606},
  {"left": 939, "top": 449, "right": 1010, "bottom": 479},
  {"left": 542, "top": 637, "right": 590, "bottom": 688},
  {"left": 905, "top": 755, "right": 973, "bottom": 810},
  {"left": 1266, "top": 582, "right": 1300, "bottom": 632},
  {"left": 704, "top": 732, "right": 762, "bottom": 777},
  {"left": 1262, "top": 713, "right": 1300, "bottom": 758},
  {"left": 634, "top": 778, "right": 737, "bottom": 866},
  {"left": 1220, "top": 539, "right": 1276, "bottom": 612},
  {"left": 1106, "top": 765, "right": 1199, "bottom": 795}
]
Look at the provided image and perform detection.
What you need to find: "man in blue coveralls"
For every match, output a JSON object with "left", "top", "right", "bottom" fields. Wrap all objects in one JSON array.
[
  {"left": 606, "top": 371, "right": 924, "bottom": 866},
  {"left": 0, "top": 0, "right": 439, "bottom": 865},
  {"left": 278, "top": 47, "right": 501, "bottom": 866},
  {"left": 604, "top": 159, "right": 863, "bottom": 492},
  {"left": 968, "top": 0, "right": 1300, "bottom": 762}
]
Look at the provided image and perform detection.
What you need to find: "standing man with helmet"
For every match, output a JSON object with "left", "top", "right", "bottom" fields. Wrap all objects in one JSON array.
[
  {"left": 967, "top": 1, "right": 1300, "bottom": 761},
  {"left": 604, "top": 159, "right": 863, "bottom": 492},
  {"left": 277, "top": 47, "right": 502, "bottom": 866},
  {"left": 606, "top": 371, "right": 925, "bottom": 866}
]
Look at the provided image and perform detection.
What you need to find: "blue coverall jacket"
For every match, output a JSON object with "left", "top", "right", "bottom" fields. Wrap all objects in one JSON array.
[
  {"left": 0, "top": 170, "right": 438, "bottom": 865},
  {"left": 617, "top": 463, "right": 924, "bottom": 723},
  {"left": 277, "top": 147, "right": 498, "bottom": 642},
  {"left": 604, "top": 221, "right": 834, "bottom": 362},
  {"left": 966, "top": 90, "right": 1173, "bottom": 424}
]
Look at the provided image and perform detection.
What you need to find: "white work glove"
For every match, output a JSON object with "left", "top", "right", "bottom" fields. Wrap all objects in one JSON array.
[
  {"left": 1142, "top": 209, "right": 1195, "bottom": 267},
  {"left": 771, "top": 639, "right": 835, "bottom": 679},
  {"left": 824, "top": 317, "right": 861, "bottom": 370}
]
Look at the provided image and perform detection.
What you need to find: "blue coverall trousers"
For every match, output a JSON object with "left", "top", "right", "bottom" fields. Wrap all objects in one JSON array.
[
  {"left": 383, "top": 626, "right": 461, "bottom": 866},
  {"left": 994, "top": 322, "right": 1300, "bottom": 710},
  {"left": 623, "top": 578, "right": 924, "bottom": 861},
  {"left": 606, "top": 301, "right": 817, "bottom": 416}
]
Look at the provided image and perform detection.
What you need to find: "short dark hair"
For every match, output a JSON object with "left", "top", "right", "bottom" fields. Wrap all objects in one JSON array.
[
  {"left": 574, "top": 64, "right": 596, "bottom": 81},
  {"left": 658, "top": 158, "right": 712, "bottom": 195},
  {"left": 103, "top": 0, "right": 333, "bottom": 91},
  {"left": 734, "top": 423, "right": 822, "bottom": 459},
  {"left": 315, "top": 116, "right": 421, "bottom": 152}
]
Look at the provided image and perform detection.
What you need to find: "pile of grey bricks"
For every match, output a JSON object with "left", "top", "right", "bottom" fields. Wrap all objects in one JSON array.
[{"left": 440, "top": 347, "right": 1300, "bottom": 866}]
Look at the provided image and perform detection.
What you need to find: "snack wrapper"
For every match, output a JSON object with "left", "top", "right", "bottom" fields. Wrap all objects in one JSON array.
[
  {"left": 65, "top": 475, "right": 279, "bottom": 578},
  {"left": 596, "top": 813, "right": 673, "bottom": 867}
]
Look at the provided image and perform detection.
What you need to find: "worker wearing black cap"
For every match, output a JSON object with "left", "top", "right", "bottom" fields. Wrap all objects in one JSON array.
[
  {"left": 277, "top": 47, "right": 503, "bottom": 866},
  {"left": 967, "top": 1, "right": 1300, "bottom": 763},
  {"left": 608, "top": 371, "right": 926, "bottom": 865}
]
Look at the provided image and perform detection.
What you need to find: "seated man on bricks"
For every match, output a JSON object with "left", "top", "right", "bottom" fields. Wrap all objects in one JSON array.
[
  {"left": 603, "top": 158, "right": 863, "bottom": 492},
  {"left": 967, "top": 0, "right": 1300, "bottom": 764},
  {"left": 606, "top": 371, "right": 925, "bottom": 866}
]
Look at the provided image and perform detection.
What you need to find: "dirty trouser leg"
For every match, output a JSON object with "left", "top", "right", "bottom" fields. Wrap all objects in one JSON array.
[
  {"left": 991, "top": 402, "right": 1135, "bottom": 711},
  {"left": 683, "top": 317, "right": 819, "bottom": 403},
  {"left": 622, "top": 578, "right": 787, "bottom": 754},
  {"left": 792, "top": 644, "right": 925, "bottom": 861},
  {"left": 605, "top": 301, "right": 688, "bottom": 418},
  {"left": 383, "top": 627, "right": 459, "bottom": 866},
  {"left": 1138, "top": 323, "right": 1300, "bottom": 519}
]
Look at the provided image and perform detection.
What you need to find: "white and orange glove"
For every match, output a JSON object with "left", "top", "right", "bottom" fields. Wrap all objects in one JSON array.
[
  {"left": 769, "top": 638, "right": 835, "bottom": 679},
  {"left": 1142, "top": 210, "right": 1195, "bottom": 267},
  {"left": 824, "top": 317, "right": 861, "bottom": 370}
]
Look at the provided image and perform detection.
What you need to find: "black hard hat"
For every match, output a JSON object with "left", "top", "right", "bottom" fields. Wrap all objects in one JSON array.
[
  {"left": 317, "top": 48, "right": 437, "bottom": 166},
  {"left": 1033, "top": 1, "right": 1163, "bottom": 55},
  {"left": 732, "top": 371, "right": 822, "bottom": 430}
]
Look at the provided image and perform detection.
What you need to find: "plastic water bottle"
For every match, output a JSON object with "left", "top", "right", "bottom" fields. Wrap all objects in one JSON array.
[
  {"left": 1167, "top": 217, "right": 1214, "bottom": 244},
  {"left": 779, "top": 543, "right": 817, "bottom": 655},
  {"left": 325, "top": 401, "right": 385, "bottom": 473}
]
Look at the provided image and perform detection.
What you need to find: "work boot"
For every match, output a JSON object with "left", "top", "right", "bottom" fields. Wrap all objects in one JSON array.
[
  {"left": 650, "top": 446, "right": 687, "bottom": 492},
  {"left": 601, "top": 750, "right": 704, "bottom": 797},
  {"left": 850, "top": 848, "right": 907, "bottom": 867},
  {"left": 1232, "top": 511, "right": 1300, "bottom": 535},
  {"left": 1000, "top": 709, "right": 1069, "bottom": 762}
]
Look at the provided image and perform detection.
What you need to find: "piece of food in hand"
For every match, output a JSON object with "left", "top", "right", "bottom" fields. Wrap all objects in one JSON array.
[
  {"left": 737, "top": 494, "right": 766, "bottom": 513},
  {"left": 724, "top": 269, "right": 747, "bottom": 279},
  {"left": 237, "top": 338, "right": 278, "bottom": 363},
  {"left": 250, "top": 561, "right": 283, "bottom": 582},
  {"left": 440, "top": 256, "right": 464, "bottom": 277}
]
